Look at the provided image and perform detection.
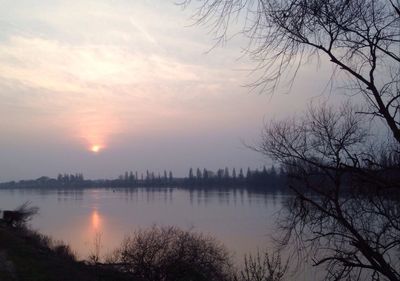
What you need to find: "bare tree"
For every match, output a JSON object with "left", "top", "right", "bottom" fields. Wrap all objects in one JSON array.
[
  {"left": 182, "top": 1, "right": 400, "bottom": 279},
  {"left": 257, "top": 102, "right": 400, "bottom": 281},
  {"left": 184, "top": 0, "right": 400, "bottom": 143},
  {"left": 112, "top": 225, "right": 235, "bottom": 281}
]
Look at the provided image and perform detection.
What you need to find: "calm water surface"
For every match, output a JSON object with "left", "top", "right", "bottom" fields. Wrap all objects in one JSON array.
[
  {"left": 0, "top": 187, "right": 321, "bottom": 280},
  {"left": 0, "top": 187, "right": 284, "bottom": 261}
]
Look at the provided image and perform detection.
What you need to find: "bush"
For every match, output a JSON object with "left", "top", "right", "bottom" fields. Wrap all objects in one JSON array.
[
  {"left": 52, "top": 243, "right": 77, "bottom": 261},
  {"left": 14, "top": 226, "right": 77, "bottom": 261},
  {"left": 2, "top": 201, "right": 39, "bottom": 227},
  {"left": 112, "top": 225, "right": 234, "bottom": 281},
  {"left": 238, "top": 251, "right": 287, "bottom": 281}
]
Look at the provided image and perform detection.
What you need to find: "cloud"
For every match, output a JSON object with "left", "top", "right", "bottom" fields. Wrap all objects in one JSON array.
[
  {"left": 0, "top": 0, "right": 275, "bottom": 180},
  {"left": 0, "top": 36, "right": 204, "bottom": 90},
  {"left": 129, "top": 18, "right": 157, "bottom": 44}
]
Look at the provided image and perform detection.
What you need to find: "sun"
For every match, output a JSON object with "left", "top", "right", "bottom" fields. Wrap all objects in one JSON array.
[{"left": 90, "top": 145, "right": 102, "bottom": 153}]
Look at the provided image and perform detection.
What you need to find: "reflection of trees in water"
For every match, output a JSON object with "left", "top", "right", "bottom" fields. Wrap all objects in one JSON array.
[
  {"left": 40, "top": 185, "right": 282, "bottom": 210},
  {"left": 271, "top": 192, "right": 277, "bottom": 208},
  {"left": 145, "top": 189, "right": 155, "bottom": 204},
  {"left": 183, "top": 187, "right": 281, "bottom": 208},
  {"left": 217, "top": 190, "right": 230, "bottom": 205},
  {"left": 163, "top": 188, "right": 168, "bottom": 204},
  {"left": 13, "top": 186, "right": 281, "bottom": 210},
  {"left": 113, "top": 187, "right": 176, "bottom": 204},
  {"left": 239, "top": 188, "right": 245, "bottom": 206},
  {"left": 189, "top": 189, "right": 194, "bottom": 205},
  {"left": 56, "top": 188, "right": 84, "bottom": 202}
]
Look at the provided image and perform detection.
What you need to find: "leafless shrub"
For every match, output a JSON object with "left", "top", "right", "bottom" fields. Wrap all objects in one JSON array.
[
  {"left": 112, "top": 225, "right": 235, "bottom": 281},
  {"left": 239, "top": 251, "right": 288, "bottom": 281},
  {"left": 14, "top": 201, "right": 39, "bottom": 225},
  {"left": 88, "top": 232, "right": 102, "bottom": 264},
  {"left": 2, "top": 201, "right": 39, "bottom": 227}
]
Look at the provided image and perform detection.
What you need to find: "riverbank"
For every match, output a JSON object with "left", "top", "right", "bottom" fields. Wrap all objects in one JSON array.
[
  {"left": 0, "top": 219, "right": 287, "bottom": 281},
  {"left": 0, "top": 221, "right": 132, "bottom": 281}
]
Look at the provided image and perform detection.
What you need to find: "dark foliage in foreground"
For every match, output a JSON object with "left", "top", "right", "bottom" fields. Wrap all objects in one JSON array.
[
  {"left": 108, "top": 225, "right": 289, "bottom": 281},
  {"left": 109, "top": 225, "right": 235, "bottom": 281},
  {"left": 240, "top": 251, "right": 287, "bottom": 281},
  {"left": 182, "top": 0, "right": 400, "bottom": 279},
  {"left": 2, "top": 201, "right": 39, "bottom": 227},
  {"left": 260, "top": 103, "right": 400, "bottom": 281},
  {"left": 0, "top": 222, "right": 135, "bottom": 281},
  {"left": 0, "top": 203, "right": 288, "bottom": 281}
]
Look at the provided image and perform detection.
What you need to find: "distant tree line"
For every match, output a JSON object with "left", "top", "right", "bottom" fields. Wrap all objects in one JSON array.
[
  {"left": 0, "top": 174, "right": 91, "bottom": 189},
  {"left": 0, "top": 167, "right": 287, "bottom": 192},
  {"left": 109, "top": 170, "right": 176, "bottom": 188},
  {"left": 184, "top": 166, "right": 283, "bottom": 191}
]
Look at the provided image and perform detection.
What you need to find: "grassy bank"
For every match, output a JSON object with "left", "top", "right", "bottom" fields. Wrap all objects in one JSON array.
[{"left": 0, "top": 221, "right": 132, "bottom": 281}]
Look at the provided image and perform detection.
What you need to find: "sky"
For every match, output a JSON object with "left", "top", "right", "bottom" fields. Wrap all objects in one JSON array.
[{"left": 0, "top": 0, "right": 339, "bottom": 181}]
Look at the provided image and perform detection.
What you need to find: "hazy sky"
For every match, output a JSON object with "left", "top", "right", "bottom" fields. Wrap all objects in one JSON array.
[{"left": 0, "top": 0, "right": 339, "bottom": 181}]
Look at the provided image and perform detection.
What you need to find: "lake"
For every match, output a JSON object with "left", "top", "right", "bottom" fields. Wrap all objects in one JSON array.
[{"left": 0, "top": 187, "right": 316, "bottom": 280}]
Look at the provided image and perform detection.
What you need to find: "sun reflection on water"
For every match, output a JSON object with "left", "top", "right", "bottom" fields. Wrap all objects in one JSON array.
[{"left": 91, "top": 209, "right": 101, "bottom": 231}]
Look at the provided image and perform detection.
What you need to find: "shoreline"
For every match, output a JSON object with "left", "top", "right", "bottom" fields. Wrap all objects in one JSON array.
[{"left": 0, "top": 222, "right": 133, "bottom": 281}]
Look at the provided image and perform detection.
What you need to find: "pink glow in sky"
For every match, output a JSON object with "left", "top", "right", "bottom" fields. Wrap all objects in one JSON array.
[{"left": 0, "top": 0, "right": 341, "bottom": 181}]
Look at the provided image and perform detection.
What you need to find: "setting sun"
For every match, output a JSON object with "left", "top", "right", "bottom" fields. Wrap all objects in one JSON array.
[
  {"left": 76, "top": 110, "right": 117, "bottom": 156},
  {"left": 90, "top": 145, "right": 102, "bottom": 153}
]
